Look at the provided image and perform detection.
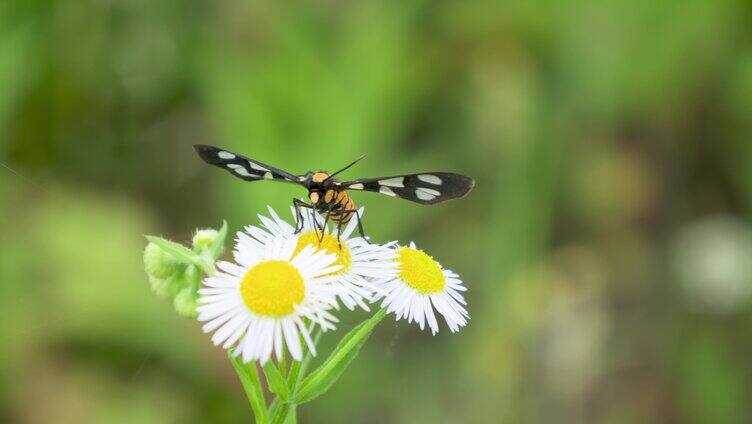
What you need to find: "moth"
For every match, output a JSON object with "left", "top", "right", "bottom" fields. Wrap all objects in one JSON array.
[{"left": 194, "top": 144, "right": 475, "bottom": 240}]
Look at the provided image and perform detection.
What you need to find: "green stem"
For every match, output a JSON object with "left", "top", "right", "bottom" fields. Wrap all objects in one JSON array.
[
  {"left": 286, "top": 358, "right": 302, "bottom": 390},
  {"left": 284, "top": 407, "right": 297, "bottom": 423},
  {"left": 275, "top": 327, "right": 323, "bottom": 424},
  {"left": 296, "top": 329, "right": 323, "bottom": 388},
  {"left": 267, "top": 398, "right": 281, "bottom": 422},
  {"left": 229, "top": 352, "right": 268, "bottom": 424},
  {"left": 286, "top": 328, "right": 322, "bottom": 390},
  {"left": 270, "top": 402, "right": 292, "bottom": 424},
  {"left": 287, "top": 361, "right": 300, "bottom": 393},
  {"left": 278, "top": 351, "right": 287, "bottom": 379}
]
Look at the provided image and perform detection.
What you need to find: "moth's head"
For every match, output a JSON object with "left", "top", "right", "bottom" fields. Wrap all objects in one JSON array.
[{"left": 305, "top": 172, "right": 333, "bottom": 204}]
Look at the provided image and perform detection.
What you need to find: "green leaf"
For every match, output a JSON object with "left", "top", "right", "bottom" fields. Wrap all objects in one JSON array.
[
  {"left": 263, "top": 361, "right": 290, "bottom": 400},
  {"left": 145, "top": 236, "right": 201, "bottom": 266},
  {"left": 229, "top": 352, "right": 268, "bottom": 424},
  {"left": 293, "top": 309, "right": 386, "bottom": 404}
]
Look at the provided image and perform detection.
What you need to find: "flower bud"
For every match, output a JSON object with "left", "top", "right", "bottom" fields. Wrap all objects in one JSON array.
[
  {"left": 174, "top": 286, "right": 199, "bottom": 318},
  {"left": 148, "top": 274, "right": 182, "bottom": 299},
  {"left": 144, "top": 242, "right": 181, "bottom": 279},
  {"left": 192, "top": 228, "right": 220, "bottom": 253}
]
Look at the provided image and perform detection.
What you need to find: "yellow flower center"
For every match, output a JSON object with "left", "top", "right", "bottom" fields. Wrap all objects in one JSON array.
[
  {"left": 396, "top": 247, "right": 445, "bottom": 294},
  {"left": 294, "top": 231, "right": 351, "bottom": 275},
  {"left": 240, "top": 260, "right": 305, "bottom": 317}
]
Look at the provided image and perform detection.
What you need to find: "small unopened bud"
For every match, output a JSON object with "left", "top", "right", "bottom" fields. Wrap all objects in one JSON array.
[
  {"left": 144, "top": 242, "right": 181, "bottom": 279},
  {"left": 174, "top": 286, "right": 199, "bottom": 318},
  {"left": 148, "top": 274, "right": 182, "bottom": 299},
  {"left": 193, "top": 229, "right": 220, "bottom": 252}
]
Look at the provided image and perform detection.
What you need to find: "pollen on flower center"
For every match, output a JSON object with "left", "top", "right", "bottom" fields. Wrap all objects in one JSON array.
[
  {"left": 240, "top": 260, "right": 305, "bottom": 317},
  {"left": 294, "top": 231, "right": 351, "bottom": 275},
  {"left": 396, "top": 247, "right": 445, "bottom": 294}
]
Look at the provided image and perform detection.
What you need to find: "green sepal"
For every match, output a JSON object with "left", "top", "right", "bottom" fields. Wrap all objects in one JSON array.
[
  {"left": 293, "top": 309, "right": 386, "bottom": 404},
  {"left": 263, "top": 361, "right": 290, "bottom": 401}
]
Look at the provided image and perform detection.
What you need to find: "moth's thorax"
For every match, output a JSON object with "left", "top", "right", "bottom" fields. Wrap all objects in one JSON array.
[
  {"left": 306, "top": 174, "right": 356, "bottom": 222},
  {"left": 308, "top": 187, "right": 349, "bottom": 205},
  {"left": 311, "top": 172, "right": 330, "bottom": 184}
]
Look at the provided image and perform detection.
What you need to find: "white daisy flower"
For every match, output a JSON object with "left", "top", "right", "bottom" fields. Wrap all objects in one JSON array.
[
  {"left": 290, "top": 206, "right": 397, "bottom": 311},
  {"left": 373, "top": 242, "right": 469, "bottom": 334},
  {"left": 245, "top": 205, "right": 396, "bottom": 311},
  {"left": 196, "top": 211, "right": 344, "bottom": 364}
]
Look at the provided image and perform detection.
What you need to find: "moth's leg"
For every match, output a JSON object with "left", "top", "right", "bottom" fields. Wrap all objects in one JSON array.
[
  {"left": 331, "top": 208, "right": 368, "bottom": 247},
  {"left": 324, "top": 209, "right": 360, "bottom": 249},
  {"left": 317, "top": 202, "right": 338, "bottom": 243},
  {"left": 336, "top": 216, "right": 345, "bottom": 249},
  {"left": 309, "top": 203, "right": 320, "bottom": 236},
  {"left": 318, "top": 212, "right": 330, "bottom": 243},
  {"left": 303, "top": 197, "right": 323, "bottom": 236},
  {"left": 292, "top": 198, "right": 314, "bottom": 234},
  {"left": 352, "top": 208, "right": 369, "bottom": 243},
  {"left": 293, "top": 199, "right": 308, "bottom": 234}
]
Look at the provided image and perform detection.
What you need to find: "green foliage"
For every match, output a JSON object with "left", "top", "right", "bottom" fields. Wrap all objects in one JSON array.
[
  {"left": 3, "top": 0, "right": 752, "bottom": 422},
  {"left": 678, "top": 333, "right": 746, "bottom": 424}
]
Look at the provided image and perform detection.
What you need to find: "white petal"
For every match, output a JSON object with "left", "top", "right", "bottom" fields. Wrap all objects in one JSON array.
[
  {"left": 274, "top": 320, "right": 284, "bottom": 361},
  {"left": 282, "top": 319, "right": 302, "bottom": 361},
  {"left": 424, "top": 296, "right": 439, "bottom": 335},
  {"left": 213, "top": 312, "right": 250, "bottom": 346},
  {"left": 224, "top": 315, "right": 251, "bottom": 348},
  {"left": 295, "top": 318, "right": 316, "bottom": 357},
  {"left": 203, "top": 275, "right": 238, "bottom": 288},
  {"left": 259, "top": 319, "right": 275, "bottom": 364}
]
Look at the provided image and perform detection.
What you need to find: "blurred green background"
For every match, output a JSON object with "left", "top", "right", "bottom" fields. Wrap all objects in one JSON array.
[{"left": 3, "top": 0, "right": 752, "bottom": 422}]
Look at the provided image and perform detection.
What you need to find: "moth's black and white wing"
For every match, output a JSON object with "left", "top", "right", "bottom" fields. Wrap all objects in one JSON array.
[
  {"left": 338, "top": 173, "right": 474, "bottom": 205},
  {"left": 194, "top": 144, "right": 302, "bottom": 184}
]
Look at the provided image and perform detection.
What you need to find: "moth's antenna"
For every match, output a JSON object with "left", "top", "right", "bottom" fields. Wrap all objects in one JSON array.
[{"left": 324, "top": 154, "right": 366, "bottom": 182}]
